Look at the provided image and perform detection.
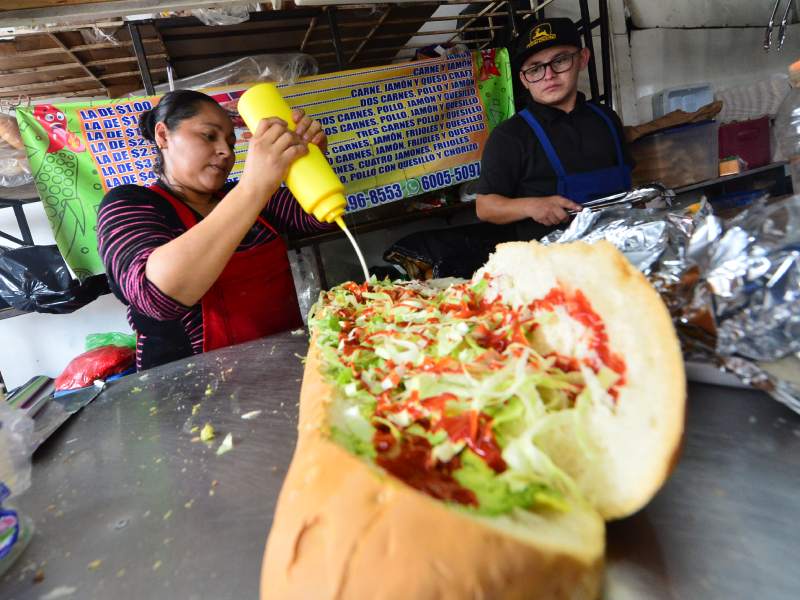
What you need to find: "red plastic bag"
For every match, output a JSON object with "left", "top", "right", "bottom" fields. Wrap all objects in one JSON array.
[{"left": 54, "top": 345, "right": 135, "bottom": 391}]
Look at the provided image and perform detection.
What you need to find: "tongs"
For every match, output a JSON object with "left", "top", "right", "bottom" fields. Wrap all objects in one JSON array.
[
  {"left": 568, "top": 186, "right": 669, "bottom": 215},
  {"left": 764, "top": 0, "right": 794, "bottom": 52}
]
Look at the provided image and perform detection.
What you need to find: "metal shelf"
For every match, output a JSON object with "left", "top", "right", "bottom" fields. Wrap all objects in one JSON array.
[
  {"left": 0, "top": 195, "right": 39, "bottom": 247},
  {"left": 675, "top": 162, "right": 788, "bottom": 195}
]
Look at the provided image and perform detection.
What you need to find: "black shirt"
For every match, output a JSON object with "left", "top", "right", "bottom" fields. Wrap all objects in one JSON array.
[{"left": 475, "top": 93, "right": 632, "bottom": 239}]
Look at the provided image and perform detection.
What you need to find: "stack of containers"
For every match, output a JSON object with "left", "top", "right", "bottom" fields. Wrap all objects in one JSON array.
[{"left": 630, "top": 84, "right": 720, "bottom": 188}]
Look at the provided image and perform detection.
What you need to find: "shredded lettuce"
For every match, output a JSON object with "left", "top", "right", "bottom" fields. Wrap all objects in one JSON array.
[
  {"left": 329, "top": 403, "right": 376, "bottom": 460},
  {"left": 453, "top": 450, "right": 568, "bottom": 515},
  {"left": 312, "top": 278, "right": 621, "bottom": 517}
]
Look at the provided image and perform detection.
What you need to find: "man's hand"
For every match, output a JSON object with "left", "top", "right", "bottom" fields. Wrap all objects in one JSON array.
[{"left": 525, "top": 195, "right": 581, "bottom": 226}]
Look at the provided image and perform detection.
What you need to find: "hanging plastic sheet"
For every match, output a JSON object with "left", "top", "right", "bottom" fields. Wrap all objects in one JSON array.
[
  {"left": 129, "top": 54, "right": 318, "bottom": 96},
  {"left": 191, "top": 4, "right": 253, "bottom": 27},
  {"left": 287, "top": 247, "right": 321, "bottom": 326},
  {"left": 0, "top": 115, "right": 31, "bottom": 188},
  {"left": 0, "top": 144, "right": 31, "bottom": 188}
]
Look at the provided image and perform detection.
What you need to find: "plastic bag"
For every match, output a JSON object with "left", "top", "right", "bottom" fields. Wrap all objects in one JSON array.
[
  {"left": 0, "top": 137, "right": 32, "bottom": 188},
  {"left": 0, "top": 245, "right": 109, "bottom": 314},
  {"left": 191, "top": 5, "right": 252, "bottom": 26},
  {"left": 0, "top": 401, "right": 34, "bottom": 576},
  {"left": 287, "top": 246, "right": 321, "bottom": 325},
  {"left": 79, "top": 25, "right": 119, "bottom": 46},
  {"left": 85, "top": 332, "right": 136, "bottom": 351},
  {"left": 54, "top": 345, "right": 136, "bottom": 392},
  {"left": 129, "top": 54, "right": 318, "bottom": 96}
]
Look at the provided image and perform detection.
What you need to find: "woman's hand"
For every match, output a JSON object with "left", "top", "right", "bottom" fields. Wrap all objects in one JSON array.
[
  {"left": 292, "top": 109, "right": 328, "bottom": 153},
  {"left": 240, "top": 117, "right": 308, "bottom": 196}
]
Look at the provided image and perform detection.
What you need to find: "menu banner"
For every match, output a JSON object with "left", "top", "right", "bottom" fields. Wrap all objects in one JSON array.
[{"left": 17, "top": 48, "right": 512, "bottom": 277}]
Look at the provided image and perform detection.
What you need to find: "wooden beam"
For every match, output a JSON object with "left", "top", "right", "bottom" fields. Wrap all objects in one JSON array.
[
  {"left": 68, "top": 39, "right": 161, "bottom": 52},
  {"left": 0, "top": 75, "right": 96, "bottom": 94},
  {"left": 0, "top": 38, "right": 160, "bottom": 59},
  {"left": 0, "top": 47, "right": 68, "bottom": 59},
  {"left": 99, "top": 67, "right": 167, "bottom": 81},
  {"left": 9, "top": 20, "right": 124, "bottom": 36},
  {"left": 300, "top": 16, "right": 317, "bottom": 53},
  {"left": 0, "top": 62, "right": 84, "bottom": 76},
  {"left": 1, "top": 0, "right": 97, "bottom": 8},
  {"left": 85, "top": 53, "right": 167, "bottom": 68},
  {"left": 0, "top": 0, "right": 259, "bottom": 28},
  {"left": 0, "top": 87, "right": 107, "bottom": 100},
  {"left": 46, "top": 33, "right": 109, "bottom": 98},
  {"left": 348, "top": 6, "right": 391, "bottom": 65},
  {"left": 445, "top": 1, "right": 503, "bottom": 45}
]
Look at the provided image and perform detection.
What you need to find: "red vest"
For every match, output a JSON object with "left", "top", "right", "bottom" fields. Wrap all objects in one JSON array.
[{"left": 148, "top": 184, "right": 302, "bottom": 352}]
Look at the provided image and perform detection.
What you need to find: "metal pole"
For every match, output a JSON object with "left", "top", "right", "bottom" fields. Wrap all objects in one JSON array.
[
  {"left": 12, "top": 204, "right": 34, "bottom": 246},
  {"left": 166, "top": 62, "right": 175, "bottom": 91},
  {"left": 598, "top": 0, "right": 612, "bottom": 107},
  {"left": 127, "top": 21, "right": 155, "bottom": 95},
  {"left": 506, "top": 0, "right": 518, "bottom": 44},
  {"left": 577, "top": 0, "right": 600, "bottom": 102},
  {"left": 326, "top": 6, "right": 345, "bottom": 70}
]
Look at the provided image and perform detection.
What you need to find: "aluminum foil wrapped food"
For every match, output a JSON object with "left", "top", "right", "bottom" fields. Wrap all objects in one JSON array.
[{"left": 542, "top": 193, "right": 800, "bottom": 413}]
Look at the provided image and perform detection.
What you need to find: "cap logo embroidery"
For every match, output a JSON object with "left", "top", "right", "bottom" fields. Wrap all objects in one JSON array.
[{"left": 527, "top": 23, "right": 557, "bottom": 48}]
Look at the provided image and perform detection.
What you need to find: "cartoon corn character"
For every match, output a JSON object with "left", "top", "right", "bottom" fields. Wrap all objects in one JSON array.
[{"left": 33, "top": 105, "right": 86, "bottom": 154}]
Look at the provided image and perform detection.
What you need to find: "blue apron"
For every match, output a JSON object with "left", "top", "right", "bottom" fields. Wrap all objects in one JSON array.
[{"left": 519, "top": 103, "right": 632, "bottom": 204}]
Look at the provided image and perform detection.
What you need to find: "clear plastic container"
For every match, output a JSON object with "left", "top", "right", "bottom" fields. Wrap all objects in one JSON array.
[
  {"left": 774, "top": 60, "right": 800, "bottom": 193},
  {"left": 630, "top": 120, "right": 720, "bottom": 189},
  {"left": 0, "top": 402, "right": 34, "bottom": 576},
  {"left": 652, "top": 83, "right": 714, "bottom": 119}
]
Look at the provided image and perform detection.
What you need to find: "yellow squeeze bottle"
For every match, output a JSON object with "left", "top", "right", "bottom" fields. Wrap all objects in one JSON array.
[{"left": 237, "top": 83, "right": 369, "bottom": 281}]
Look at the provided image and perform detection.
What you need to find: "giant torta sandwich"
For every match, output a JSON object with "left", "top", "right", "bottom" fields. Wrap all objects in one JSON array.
[{"left": 261, "top": 241, "right": 685, "bottom": 599}]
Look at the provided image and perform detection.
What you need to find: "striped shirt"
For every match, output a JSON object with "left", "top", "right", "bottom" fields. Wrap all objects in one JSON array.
[{"left": 97, "top": 181, "right": 330, "bottom": 370}]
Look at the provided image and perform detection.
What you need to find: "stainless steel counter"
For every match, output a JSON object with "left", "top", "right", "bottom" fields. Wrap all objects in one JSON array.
[{"left": 3, "top": 331, "right": 799, "bottom": 599}]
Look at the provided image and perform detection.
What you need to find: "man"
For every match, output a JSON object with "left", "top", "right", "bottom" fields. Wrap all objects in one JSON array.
[{"left": 476, "top": 18, "right": 633, "bottom": 240}]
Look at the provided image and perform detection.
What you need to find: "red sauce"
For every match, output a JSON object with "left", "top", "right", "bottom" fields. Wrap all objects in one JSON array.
[
  {"left": 472, "top": 323, "right": 511, "bottom": 353},
  {"left": 529, "top": 287, "right": 627, "bottom": 398},
  {"left": 374, "top": 429, "right": 477, "bottom": 506},
  {"left": 435, "top": 411, "right": 507, "bottom": 473},
  {"left": 420, "top": 356, "right": 461, "bottom": 374},
  {"left": 420, "top": 392, "right": 457, "bottom": 414},
  {"left": 372, "top": 393, "right": 505, "bottom": 505}
]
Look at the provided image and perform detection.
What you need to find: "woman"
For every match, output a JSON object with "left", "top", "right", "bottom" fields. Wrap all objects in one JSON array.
[{"left": 97, "top": 89, "right": 332, "bottom": 370}]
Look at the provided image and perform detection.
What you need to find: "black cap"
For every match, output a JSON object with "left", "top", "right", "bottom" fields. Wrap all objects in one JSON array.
[{"left": 512, "top": 18, "right": 582, "bottom": 71}]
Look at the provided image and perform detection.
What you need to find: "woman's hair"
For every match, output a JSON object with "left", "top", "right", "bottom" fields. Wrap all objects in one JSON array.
[{"left": 139, "top": 89, "right": 221, "bottom": 176}]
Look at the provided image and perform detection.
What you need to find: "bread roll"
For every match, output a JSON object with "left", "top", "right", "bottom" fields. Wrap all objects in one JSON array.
[
  {"left": 0, "top": 114, "right": 24, "bottom": 150},
  {"left": 261, "top": 241, "right": 685, "bottom": 599}
]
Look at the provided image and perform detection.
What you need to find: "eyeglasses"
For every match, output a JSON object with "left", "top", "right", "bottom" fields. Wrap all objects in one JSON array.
[{"left": 521, "top": 51, "right": 580, "bottom": 83}]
